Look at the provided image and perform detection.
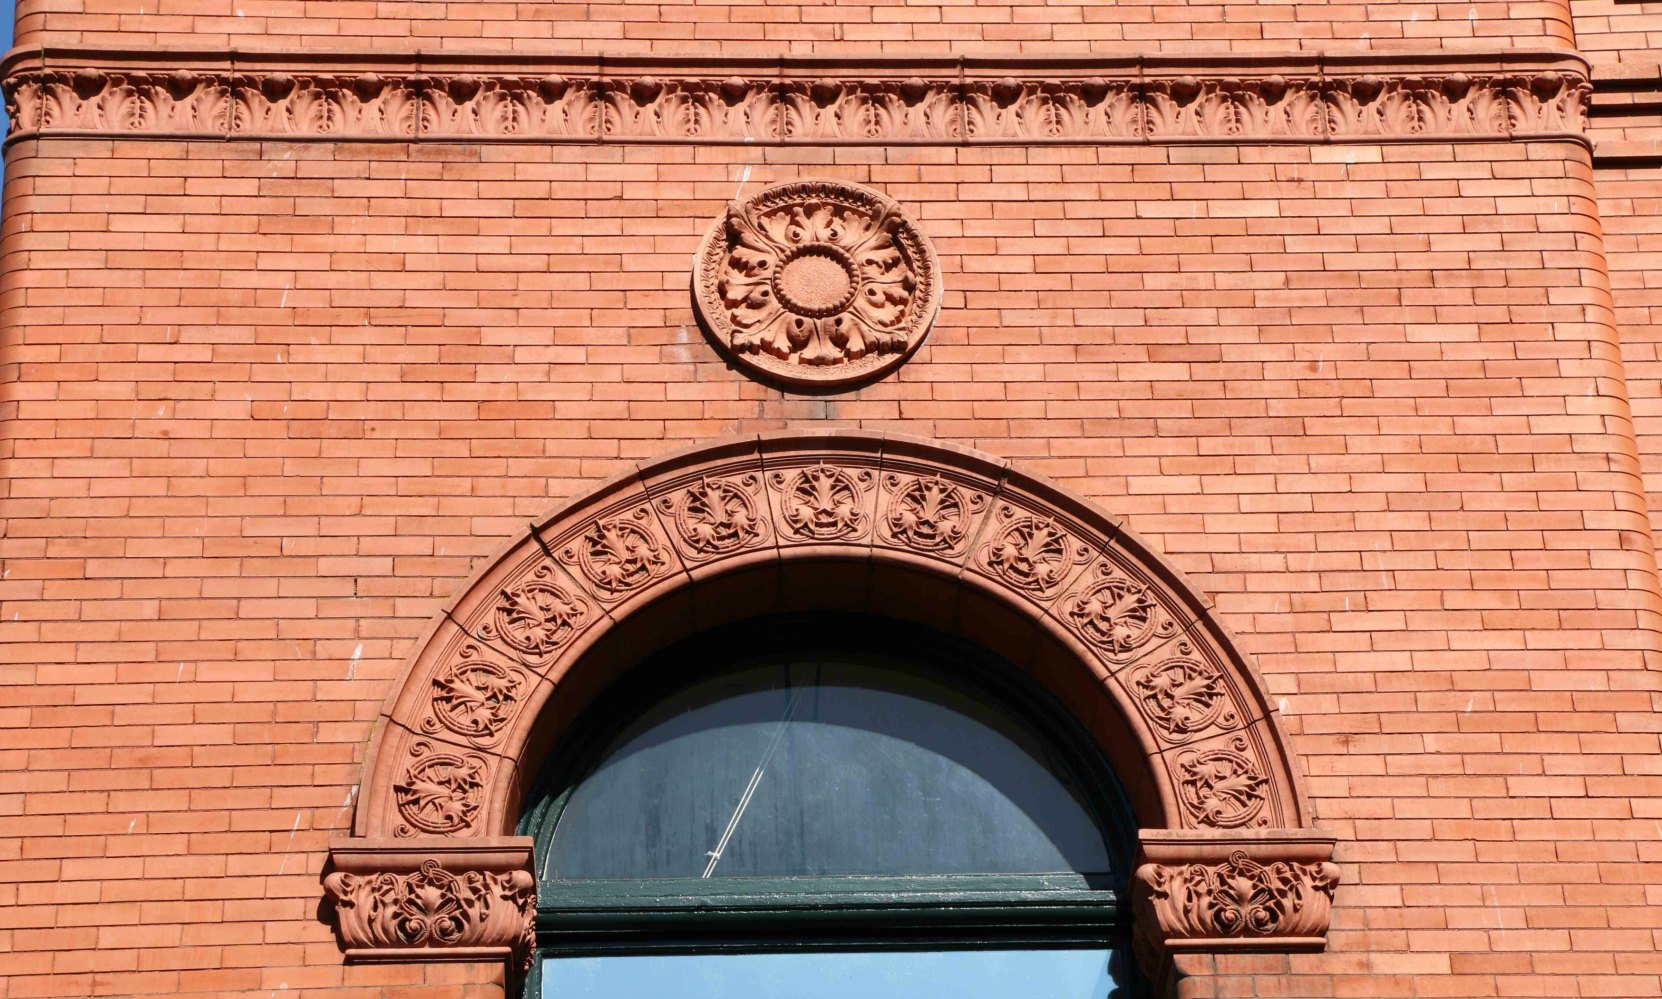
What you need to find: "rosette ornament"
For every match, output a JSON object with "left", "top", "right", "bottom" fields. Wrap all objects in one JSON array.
[{"left": 694, "top": 179, "right": 941, "bottom": 387}]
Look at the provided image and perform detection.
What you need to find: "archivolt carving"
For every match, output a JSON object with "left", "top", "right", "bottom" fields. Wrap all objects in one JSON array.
[
  {"left": 478, "top": 564, "right": 589, "bottom": 668},
  {"left": 1178, "top": 736, "right": 1272, "bottom": 829},
  {"left": 1131, "top": 642, "right": 1241, "bottom": 744},
  {"left": 4, "top": 52, "right": 1591, "bottom": 146},
  {"left": 1064, "top": 564, "right": 1182, "bottom": 663},
  {"left": 976, "top": 506, "right": 1094, "bottom": 599},
  {"left": 393, "top": 740, "right": 490, "bottom": 837},
  {"left": 420, "top": 646, "right": 530, "bottom": 747},
  {"left": 1133, "top": 840, "right": 1340, "bottom": 968},
  {"left": 334, "top": 432, "right": 1331, "bottom": 969}
]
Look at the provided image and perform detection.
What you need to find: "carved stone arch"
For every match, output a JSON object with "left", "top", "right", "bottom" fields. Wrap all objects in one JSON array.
[{"left": 324, "top": 431, "right": 1338, "bottom": 990}]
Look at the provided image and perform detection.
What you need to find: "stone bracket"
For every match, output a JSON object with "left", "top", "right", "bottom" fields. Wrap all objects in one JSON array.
[
  {"left": 1132, "top": 829, "right": 1339, "bottom": 983},
  {"left": 323, "top": 837, "right": 536, "bottom": 969}
]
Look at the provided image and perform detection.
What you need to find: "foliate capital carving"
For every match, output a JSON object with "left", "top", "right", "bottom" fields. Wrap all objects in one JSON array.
[
  {"left": 1133, "top": 831, "right": 1339, "bottom": 982},
  {"left": 694, "top": 179, "right": 941, "bottom": 386},
  {"left": 324, "top": 838, "right": 536, "bottom": 968}
]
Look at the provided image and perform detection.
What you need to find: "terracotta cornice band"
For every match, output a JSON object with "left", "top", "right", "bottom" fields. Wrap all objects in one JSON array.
[{"left": 0, "top": 45, "right": 1591, "bottom": 147}]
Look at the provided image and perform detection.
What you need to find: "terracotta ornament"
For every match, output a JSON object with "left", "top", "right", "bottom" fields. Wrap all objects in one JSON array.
[{"left": 694, "top": 180, "right": 941, "bottom": 386}]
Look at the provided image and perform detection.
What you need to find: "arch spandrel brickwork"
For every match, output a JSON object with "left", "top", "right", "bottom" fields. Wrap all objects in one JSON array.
[{"left": 329, "top": 431, "right": 1337, "bottom": 982}]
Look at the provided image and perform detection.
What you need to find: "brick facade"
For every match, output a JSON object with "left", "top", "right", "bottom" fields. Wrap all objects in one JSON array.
[{"left": 2, "top": 2, "right": 1661, "bottom": 998}]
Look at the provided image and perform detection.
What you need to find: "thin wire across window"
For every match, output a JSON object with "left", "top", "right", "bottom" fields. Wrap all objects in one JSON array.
[{"left": 545, "top": 653, "right": 1113, "bottom": 880}]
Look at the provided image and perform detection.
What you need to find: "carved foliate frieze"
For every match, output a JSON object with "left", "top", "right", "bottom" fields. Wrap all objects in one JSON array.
[
  {"left": 1133, "top": 849, "right": 1339, "bottom": 959},
  {"left": 1130, "top": 640, "right": 1241, "bottom": 745},
  {"left": 393, "top": 740, "right": 490, "bottom": 837},
  {"left": 780, "top": 78, "right": 958, "bottom": 141},
  {"left": 230, "top": 72, "right": 417, "bottom": 135},
  {"left": 6, "top": 61, "right": 1591, "bottom": 145},
  {"left": 1062, "top": 564, "right": 1182, "bottom": 664},
  {"left": 877, "top": 471, "right": 988, "bottom": 557},
  {"left": 974, "top": 505, "right": 1094, "bottom": 600},
  {"left": 656, "top": 473, "right": 770, "bottom": 562},
  {"left": 476, "top": 563, "right": 590, "bottom": 668},
  {"left": 557, "top": 507, "right": 672, "bottom": 600},
  {"left": 324, "top": 847, "right": 537, "bottom": 969},
  {"left": 419, "top": 645, "right": 530, "bottom": 748},
  {"left": 767, "top": 462, "right": 877, "bottom": 543},
  {"left": 1177, "top": 735, "right": 1273, "bottom": 829},
  {"left": 694, "top": 179, "right": 940, "bottom": 386}
]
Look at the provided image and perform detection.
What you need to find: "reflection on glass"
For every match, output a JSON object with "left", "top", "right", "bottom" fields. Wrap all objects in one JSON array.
[
  {"left": 540, "top": 949, "right": 1124, "bottom": 998},
  {"left": 547, "top": 654, "right": 1112, "bottom": 879}
]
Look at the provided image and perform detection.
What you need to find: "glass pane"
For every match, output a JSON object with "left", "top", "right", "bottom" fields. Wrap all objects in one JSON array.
[
  {"left": 547, "top": 654, "right": 1112, "bottom": 878},
  {"left": 540, "top": 949, "right": 1126, "bottom": 999}
]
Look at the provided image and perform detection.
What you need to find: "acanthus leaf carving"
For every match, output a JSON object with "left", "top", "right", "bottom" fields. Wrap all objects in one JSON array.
[{"left": 324, "top": 855, "right": 537, "bottom": 970}]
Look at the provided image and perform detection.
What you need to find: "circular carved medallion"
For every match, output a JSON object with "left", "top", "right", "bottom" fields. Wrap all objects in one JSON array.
[{"left": 694, "top": 179, "right": 942, "bottom": 387}]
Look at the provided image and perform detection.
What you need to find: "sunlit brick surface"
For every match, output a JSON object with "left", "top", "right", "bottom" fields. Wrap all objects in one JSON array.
[{"left": 2, "top": 134, "right": 1660, "bottom": 997}]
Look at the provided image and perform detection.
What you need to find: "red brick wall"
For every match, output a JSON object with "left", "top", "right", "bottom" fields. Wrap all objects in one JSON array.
[
  {"left": 1573, "top": 0, "right": 1662, "bottom": 72},
  {"left": 2, "top": 131, "right": 1660, "bottom": 996},
  {"left": 13, "top": 0, "right": 1577, "bottom": 55}
]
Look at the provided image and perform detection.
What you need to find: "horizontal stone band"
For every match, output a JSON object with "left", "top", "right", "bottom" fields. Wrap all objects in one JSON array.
[{"left": 0, "top": 46, "right": 1591, "bottom": 145}]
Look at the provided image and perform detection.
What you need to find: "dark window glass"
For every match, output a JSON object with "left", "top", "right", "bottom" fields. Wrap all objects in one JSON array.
[{"left": 546, "top": 652, "right": 1113, "bottom": 879}]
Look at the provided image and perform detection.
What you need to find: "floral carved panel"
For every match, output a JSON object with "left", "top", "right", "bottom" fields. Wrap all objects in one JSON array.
[
  {"left": 346, "top": 432, "right": 1328, "bottom": 969},
  {"left": 1133, "top": 832, "right": 1339, "bottom": 981},
  {"left": 324, "top": 839, "right": 536, "bottom": 968},
  {"left": 694, "top": 179, "right": 941, "bottom": 387}
]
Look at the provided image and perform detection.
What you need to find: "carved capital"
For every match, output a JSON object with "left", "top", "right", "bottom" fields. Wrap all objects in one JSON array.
[
  {"left": 1132, "top": 830, "right": 1339, "bottom": 981},
  {"left": 323, "top": 838, "right": 536, "bottom": 969}
]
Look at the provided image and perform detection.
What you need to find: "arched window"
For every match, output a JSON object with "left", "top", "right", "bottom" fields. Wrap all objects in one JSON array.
[{"left": 519, "top": 615, "right": 1138, "bottom": 997}]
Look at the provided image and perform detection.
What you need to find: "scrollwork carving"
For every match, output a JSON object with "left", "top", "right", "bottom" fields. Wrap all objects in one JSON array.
[
  {"left": 324, "top": 856, "right": 536, "bottom": 969},
  {"left": 878, "top": 472, "right": 986, "bottom": 556},
  {"left": 657, "top": 473, "right": 769, "bottom": 559},
  {"left": 977, "top": 506, "right": 1093, "bottom": 598},
  {"left": 1177, "top": 736, "right": 1272, "bottom": 829},
  {"left": 769, "top": 463, "right": 875, "bottom": 542},
  {"left": 5, "top": 63, "right": 1591, "bottom": 145},
  {"left": 694, "top": 179, "right": 940, "bottom": 386},
  {"left": 477, "top": 564, "right": 589, "bottom": 667},
  {"left": 393, "top": 740, "right": 489, "bottom": 837}
]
